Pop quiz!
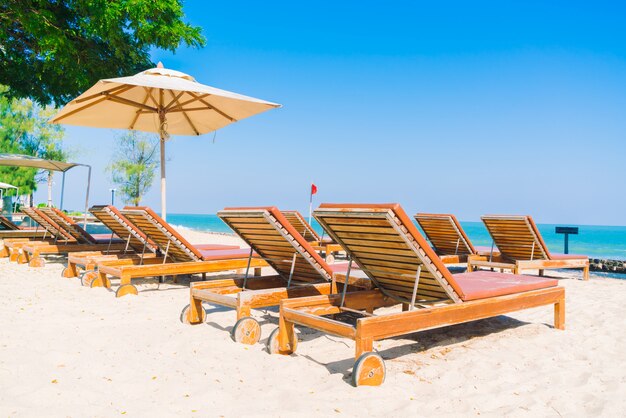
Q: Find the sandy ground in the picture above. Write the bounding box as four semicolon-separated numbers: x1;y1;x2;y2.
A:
1;230;625;417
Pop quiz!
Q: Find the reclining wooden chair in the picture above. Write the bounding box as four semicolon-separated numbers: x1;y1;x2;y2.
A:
181;206;366;345
17;207;127;267
62;205;161;280
5;207;81;263
272;204;565;386
468;215;589;280
68;205;239;284
414;213;500;264
280;210;343;262
91;206;266;297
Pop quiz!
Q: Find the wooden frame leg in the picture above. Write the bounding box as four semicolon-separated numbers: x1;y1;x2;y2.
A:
90;271;111;288
17;250;30;264
254;267;262;276
554;297;565;330
583;265;590;281
236;305;251;320
9;249;20;262
188;296;204;324
278;311;296;354
355;335;373;359
538;269;544;277
63;262;79;278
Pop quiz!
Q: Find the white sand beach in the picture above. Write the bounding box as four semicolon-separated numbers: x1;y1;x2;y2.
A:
1;229;625;417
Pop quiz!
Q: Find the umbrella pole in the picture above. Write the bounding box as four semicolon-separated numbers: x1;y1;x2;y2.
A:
60;171;66;210
84;165;91;228
159;112;167;221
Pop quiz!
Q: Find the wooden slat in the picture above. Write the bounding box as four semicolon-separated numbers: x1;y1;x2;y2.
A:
315;208;456;304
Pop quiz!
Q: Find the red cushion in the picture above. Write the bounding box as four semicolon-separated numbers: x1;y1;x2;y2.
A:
550;253;588;260
198;248;258;261
453;270;558;301
194;243;239;251
328;262;359;273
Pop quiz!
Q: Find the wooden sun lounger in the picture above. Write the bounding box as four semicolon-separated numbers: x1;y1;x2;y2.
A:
61;205;163;280
5;207;78;262
181;207;367;345
414;213;500;264
281;210;344;262
90;206;267;297
18;207;127;267
67;206;240;284
270;204;565;386
467;215;590;280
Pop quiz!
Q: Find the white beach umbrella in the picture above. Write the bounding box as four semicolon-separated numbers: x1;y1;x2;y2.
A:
51;63;281;219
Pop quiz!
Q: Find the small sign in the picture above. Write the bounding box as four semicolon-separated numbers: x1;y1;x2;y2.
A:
555;226;579;254
555;226;578;235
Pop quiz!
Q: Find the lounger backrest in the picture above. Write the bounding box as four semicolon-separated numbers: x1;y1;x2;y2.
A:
219;207;333;283
481;215;549;261
89;205;156;253
280;211;321;242
21;207;74;241
41;207;95;244
0;215;20;230
121;206;202;262
415;213;476;256
314;204;463;303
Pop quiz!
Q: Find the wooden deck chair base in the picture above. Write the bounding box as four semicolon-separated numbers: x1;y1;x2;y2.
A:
183;276;336;345
468;255;590;280
3;238;57;261
19;243;128;267
274;286;565;386
1;238;31;259
95;258;267;297
0;232;48;256
62;251;158;278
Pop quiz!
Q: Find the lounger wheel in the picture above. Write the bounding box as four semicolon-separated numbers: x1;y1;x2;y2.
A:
16;252;28;264
352;352;385;387
28;257;45;268
180;304;207;325
266;327;298;355
61;266;76;278
325;254;335;264
9;251;20;262
91;275;110;289
81;271;110;288
231;317;261;345
115;284;138;298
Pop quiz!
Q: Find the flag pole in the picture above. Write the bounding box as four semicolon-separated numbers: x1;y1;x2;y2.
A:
309;186;313;225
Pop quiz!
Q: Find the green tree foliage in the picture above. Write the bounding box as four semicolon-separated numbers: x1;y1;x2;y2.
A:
0;86;67;198
107;131;158;206
0;0;205;105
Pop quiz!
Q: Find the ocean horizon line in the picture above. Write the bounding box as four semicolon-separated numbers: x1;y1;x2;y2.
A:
162;212;626;229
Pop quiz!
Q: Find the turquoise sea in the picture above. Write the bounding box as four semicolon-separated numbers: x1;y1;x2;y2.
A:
160;214;626;261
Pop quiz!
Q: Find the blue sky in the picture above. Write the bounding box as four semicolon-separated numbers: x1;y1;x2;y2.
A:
39;1;626;225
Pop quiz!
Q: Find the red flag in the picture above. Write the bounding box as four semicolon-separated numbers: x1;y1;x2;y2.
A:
311;183;318;195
